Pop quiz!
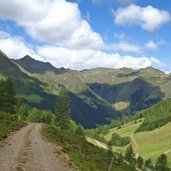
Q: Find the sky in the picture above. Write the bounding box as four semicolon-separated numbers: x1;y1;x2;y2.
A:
0;0;171;73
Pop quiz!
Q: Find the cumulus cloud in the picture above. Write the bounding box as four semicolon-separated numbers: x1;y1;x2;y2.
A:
0;32;161;70
0;0;104;49
0;31;42;60
37;45;160;70
114;4;171;32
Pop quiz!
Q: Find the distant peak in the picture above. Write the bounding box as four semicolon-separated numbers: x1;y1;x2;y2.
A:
144;66;156;70
22;55;36;61
143;66;163;72
23;55;31;58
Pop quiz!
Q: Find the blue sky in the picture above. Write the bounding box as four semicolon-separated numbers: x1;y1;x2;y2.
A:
0;0;170;72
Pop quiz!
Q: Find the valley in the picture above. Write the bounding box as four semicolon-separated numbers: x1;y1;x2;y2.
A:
86;99;171;168
1;50;171;170
0;0;171;170
88;120;171;167
1;51;170;128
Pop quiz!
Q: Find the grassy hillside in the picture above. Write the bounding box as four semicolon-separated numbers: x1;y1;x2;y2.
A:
17;69;121;128
1;51;171;128
42;125;131;171
134;122;171;167
0;51;57;112
136;98;171;132
105;119;143;141
103;119;171;167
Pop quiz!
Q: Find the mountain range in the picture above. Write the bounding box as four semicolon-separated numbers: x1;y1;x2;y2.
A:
1;50;171;128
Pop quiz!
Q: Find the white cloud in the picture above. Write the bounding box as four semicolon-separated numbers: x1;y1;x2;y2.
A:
0;31;42;60
106;42;141;53
92;0;134;5
0;31;161;70
0;31;162;70
114;4;171;32
37;45;159;70
0;0;104;49
145;40;166;51
145;41;158;51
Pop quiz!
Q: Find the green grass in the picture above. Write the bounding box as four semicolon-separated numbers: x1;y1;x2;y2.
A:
134;122;171;166
105;119;143;141
17;94;43;103
112;101;129;111
42;125;131;171
0;112;26;141
104;119;171;167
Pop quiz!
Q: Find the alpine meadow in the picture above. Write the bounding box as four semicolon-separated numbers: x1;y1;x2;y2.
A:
0;0;171;171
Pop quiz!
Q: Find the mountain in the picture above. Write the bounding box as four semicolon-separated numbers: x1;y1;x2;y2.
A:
89;78;163;114
13;55;68;74
1;50;171;128
136;98;171;132
0;51;57;111
0;50;28;78
0;52;120;128
102;100;171;168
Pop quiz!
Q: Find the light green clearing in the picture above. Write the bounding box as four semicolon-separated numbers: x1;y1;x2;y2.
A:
134;122;171;166
105;119;143;141
104;120;171;167
17;94;43;103
112;101;130;111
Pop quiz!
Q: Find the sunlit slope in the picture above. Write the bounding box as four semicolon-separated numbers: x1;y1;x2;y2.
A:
105;120;171;167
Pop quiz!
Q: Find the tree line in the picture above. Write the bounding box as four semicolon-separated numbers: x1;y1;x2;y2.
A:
123;145;170;171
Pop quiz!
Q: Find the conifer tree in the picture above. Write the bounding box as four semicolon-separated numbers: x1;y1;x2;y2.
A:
125;145;135;164
137;156;144;169
55;90;71;130
155;154;170;171
0;78;16;113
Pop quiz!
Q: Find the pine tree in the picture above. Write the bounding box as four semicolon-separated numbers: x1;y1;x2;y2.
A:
17;103;29;120
155;154;170;171
137;156;144;169
28;108;40;122
125;145;135;164
0;78;16;113
145;159;153;169
75;124;85;137
55;90;71;130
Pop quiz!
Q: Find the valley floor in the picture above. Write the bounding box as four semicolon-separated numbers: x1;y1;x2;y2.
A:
0;123;75;171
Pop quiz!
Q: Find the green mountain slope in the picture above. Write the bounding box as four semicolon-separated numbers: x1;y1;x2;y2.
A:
1;50;171;128
0;51;120;128
89;78;164;114
103;119;171;168
0;51;57;111
136;98;171;132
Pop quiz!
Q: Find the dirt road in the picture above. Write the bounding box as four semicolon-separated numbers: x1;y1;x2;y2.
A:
0;123;75;171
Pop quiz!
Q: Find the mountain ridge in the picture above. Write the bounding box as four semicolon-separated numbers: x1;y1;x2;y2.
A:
13;55;68;74
1;50;171;128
